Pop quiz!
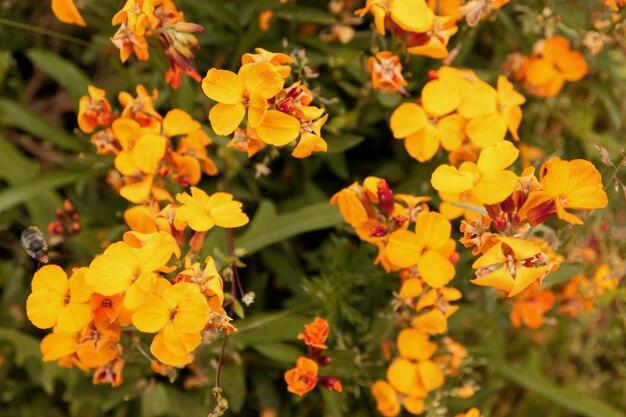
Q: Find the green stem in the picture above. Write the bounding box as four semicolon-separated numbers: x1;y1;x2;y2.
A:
450;201;488;215
0;18;96;48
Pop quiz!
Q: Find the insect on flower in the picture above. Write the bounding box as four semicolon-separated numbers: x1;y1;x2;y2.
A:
21;226;49;265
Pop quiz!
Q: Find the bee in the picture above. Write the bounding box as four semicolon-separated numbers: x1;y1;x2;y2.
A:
21;226;49;265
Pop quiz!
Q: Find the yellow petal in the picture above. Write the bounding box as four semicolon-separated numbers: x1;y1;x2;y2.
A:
422;79;461;117
390;103;426;139
430;164;475;194
162;324;201;356
397;329;437;361
202;69;244;104
133;134;166;174
26;291;63;329
473;170;518;205
414;212;451;250
470;266;514;293
124;272;157;310
85;242;136;295
209;103;246;136
31;264;68;294
387;358;426;397
386;230;422;268
497;75;526;107
238;62;284;99
402;397;425;415
466;113;507;148
437;113;466;151
497;236;541;260
371;380;401;417
417;250;455;288
476;140;519;174
404;124;440;162
150;332;193;366
163;109;201;137
256;110;301;146
458;81;497;118
417;360;444;392
132;294;170;332
56;303;91;333
292;131;327;158
247;93;268;128
41;333;77;362
508;265;550;297
51;0;86;26
119;175;153;204
390;0;434;33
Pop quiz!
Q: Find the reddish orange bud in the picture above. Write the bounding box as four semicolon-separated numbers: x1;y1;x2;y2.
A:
370;224;388;237
320;375;343;393
377;180;394;215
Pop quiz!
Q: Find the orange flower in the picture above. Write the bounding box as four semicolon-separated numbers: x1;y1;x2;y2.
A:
26;266;92;333
471;237;559;297
241;48;293;79
371;380;401;416
285;356;319;396
510;284;555;329
202;62;284;136
520;158;608;225
369;51;408;93
227;128;265;157
455;407;481;417
51;0;86;26
175;187;249;232
92;358;125;387
297;317;330;349
78;86;114;134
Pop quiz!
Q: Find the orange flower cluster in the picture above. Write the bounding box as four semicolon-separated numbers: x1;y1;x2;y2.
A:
202;49;329;159
371;276;475;416
77;85;218;206
430;141;608;296
390;67;525;162
505;35;588;98
356;0;458;59
25;187;248;385
285;317;343;396
111;0;203;88
429;0;511;27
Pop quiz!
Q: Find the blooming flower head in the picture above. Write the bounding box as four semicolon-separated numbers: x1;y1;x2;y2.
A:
241;48;294;79
371;380;402;416
202;62;284;136
471;236;559;297
297;317;330;349
509;283;555;329
431;140;520;205
355;0;435;36
26;265;92;333
519;157;608;225
174;187;249;232
284;356;319;396
405;15;459;59
85;232;180;309
78;86;115;134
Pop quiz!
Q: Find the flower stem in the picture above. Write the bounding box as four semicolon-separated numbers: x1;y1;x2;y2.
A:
0;18;97;48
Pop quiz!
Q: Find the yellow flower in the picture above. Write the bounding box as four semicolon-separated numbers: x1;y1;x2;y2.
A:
202;62;284;136
459;76;525;147
431;140;519;205
406;16;458;59
111;0;157;37
26;266;92;332
179;256;224;311
51;0;86;26
519;157;608;225
241;48;293;79
386;211;456;288
396;329;437;361
175;187;249;232
371;380;401;417
471;236;558;297
85;233;180;309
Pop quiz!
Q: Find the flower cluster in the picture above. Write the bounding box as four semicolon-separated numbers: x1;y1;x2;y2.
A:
202;49;329;159
284;317;343;396
77;85;218;206
111;0;203;88
505;35;588;98
356;0;458;59
371;275;476;416
431;141;608;296
369;51;408;94
390;67;525;162
48;199;81;238
25;185;248;385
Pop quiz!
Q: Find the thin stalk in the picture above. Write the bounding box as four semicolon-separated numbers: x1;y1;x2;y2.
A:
0;18;97;48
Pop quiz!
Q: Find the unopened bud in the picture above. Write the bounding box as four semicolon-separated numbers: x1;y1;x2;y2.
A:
493;214;507;232
370;224;388;237
317;355;333;367
71;222;81;234
392;215;408;228
377;180;394;215
500;196;515;213
319;375;343;393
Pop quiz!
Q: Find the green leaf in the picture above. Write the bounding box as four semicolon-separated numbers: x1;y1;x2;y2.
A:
253;343;301;364
221;362;246;413
275;6;337;25
587;82;623;130
0;327;41;365
324;133;365;154
543;263;584;286
141;383;170;417
237;200;343;254
26;49;91;103
231;309;311;346
0;166;107;215
493;359;626;417
0;99;85;151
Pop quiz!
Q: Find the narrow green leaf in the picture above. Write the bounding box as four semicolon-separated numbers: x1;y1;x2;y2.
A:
26;49;91;103
221;362;246;413
587;82;623;129
0;98;85;151
324;133;365;154
231;310;310;346
0;328;41;365
0;166;106;215
237;200;343;254
493;359;626;417
275;6;337;25
253;343;301;364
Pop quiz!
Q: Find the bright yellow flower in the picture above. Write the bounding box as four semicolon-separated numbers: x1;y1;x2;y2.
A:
397;328;437;361
386;211;456;288
371;380;401;417
51;0;86;26
519;157;608;225
40;331;80;363
202;62;284;136
241;48;293;79
113;119;166;177
387;358;427;398
111;0;157;37
355;0;435;36
175;187;249;232
459;76;525;147
471;236;558;297
26;266;92;332
291;114;329;158
78;86;113;134
85;233;179;309
431;140;519;205
76;320;121;368
179;256;224;311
